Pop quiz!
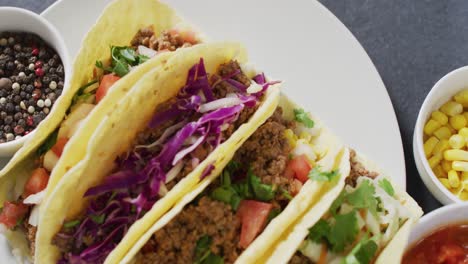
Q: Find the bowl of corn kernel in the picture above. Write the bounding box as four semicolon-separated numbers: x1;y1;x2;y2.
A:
414;66;468;204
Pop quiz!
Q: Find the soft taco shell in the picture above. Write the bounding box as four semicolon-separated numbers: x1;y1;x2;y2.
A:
261;149;423;264
36;42;281;264
119;94;347;264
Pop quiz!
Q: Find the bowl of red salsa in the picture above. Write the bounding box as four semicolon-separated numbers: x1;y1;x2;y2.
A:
403;203;468;264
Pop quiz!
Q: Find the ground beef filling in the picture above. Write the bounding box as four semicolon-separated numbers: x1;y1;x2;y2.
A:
131;26;193;51
289;252;314;264
138;109;296;263
235;108;297;204
290;149;380;263
346;149;379;187
138;197;241;264
22;217;37;257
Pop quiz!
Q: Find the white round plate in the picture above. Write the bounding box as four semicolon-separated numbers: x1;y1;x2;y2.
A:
0;0;405;261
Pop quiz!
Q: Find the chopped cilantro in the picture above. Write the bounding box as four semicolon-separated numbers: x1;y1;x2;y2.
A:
293;108;314;128
308;166;339;182
280;188;293;201
64;219;81;229
211;166;275;210
71;80;99;107
194;235;224;264
37;129;59;156
248;170;275;201
342;236;378;264
329;211;359;252
90;214;105;224
307;219;331;243
97;46;149;77
211;186;239;208
329;191;346;216
378;178;395;197
307;211;359;253
346;180;378;216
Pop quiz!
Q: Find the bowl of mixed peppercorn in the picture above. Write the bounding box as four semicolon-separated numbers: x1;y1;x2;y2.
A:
0;7;70;156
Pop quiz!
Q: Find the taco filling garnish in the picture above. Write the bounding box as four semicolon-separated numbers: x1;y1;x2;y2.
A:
130;105;337;264
0;26;198;254
290;150;412;264
51;58;278;263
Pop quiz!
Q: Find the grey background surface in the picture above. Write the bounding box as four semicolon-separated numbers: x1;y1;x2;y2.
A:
1;0;463;213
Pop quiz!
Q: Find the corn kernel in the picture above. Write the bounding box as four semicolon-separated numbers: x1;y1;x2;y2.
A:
424;119;441;136
444;149;468;161
433;139;450;155
449;134;466;149
462;171;468;182
451;185;463;196
434;126;452;140
284;129;297;148
424;136;439;157
464;112;468;123
428;153;443;168
433;165;446;178
440;101;463;116
459;127;468;138
445;124;457;134
454;89;468;107
459;191;468;201
448;170;461;188
442;160;452;173
439;177;451;189
452;161;468;172
450;115;467;130
299;131;312;142
431;111;448;125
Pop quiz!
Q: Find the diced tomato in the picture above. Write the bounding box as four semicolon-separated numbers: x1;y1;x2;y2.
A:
23;168;49;198
0;202;28;229
285;154;312;183
95;74;120;103
237;200;272;248
51;137;68;157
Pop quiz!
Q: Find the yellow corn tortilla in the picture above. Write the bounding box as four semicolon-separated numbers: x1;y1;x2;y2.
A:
0;0;202;259
261;149;423;264
119;94;347;264
36;42;282;264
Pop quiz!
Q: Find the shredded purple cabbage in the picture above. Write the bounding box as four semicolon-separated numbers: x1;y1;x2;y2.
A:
56;58;275;263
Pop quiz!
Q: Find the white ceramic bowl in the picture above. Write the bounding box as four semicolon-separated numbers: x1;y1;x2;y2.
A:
0;7;71;156
413;66;468;204
406;203;468;252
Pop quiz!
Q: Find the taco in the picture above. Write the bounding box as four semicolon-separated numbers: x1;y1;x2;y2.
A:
263;149;423;264
34;42;283;263
112;94;347;264
0;0;202;261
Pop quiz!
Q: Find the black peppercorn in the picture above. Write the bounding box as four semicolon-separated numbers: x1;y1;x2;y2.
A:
26;84;33;93
4;115;12;125
14;112;22;121
28;56;36;64
17;119;25;127
56;65;64;76
5;102;14;113
6;61;14;71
